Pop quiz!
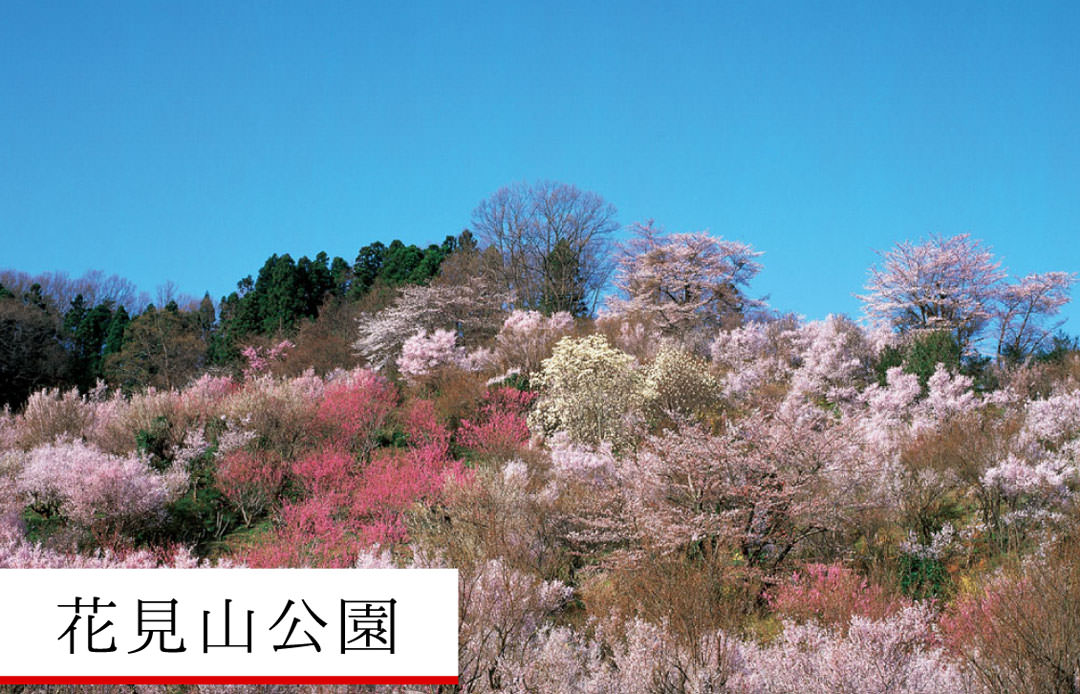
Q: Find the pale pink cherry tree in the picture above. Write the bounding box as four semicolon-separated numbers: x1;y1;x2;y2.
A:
16;440;187;540
621;414;832;572
353;283;508;370
784;315;874;409
994;271;1076;361
607;221;764;337
710;318;800;402
736;604;972;693
396;328;467;380
457;557;573;693
491;309;575;375
860;234;1007;352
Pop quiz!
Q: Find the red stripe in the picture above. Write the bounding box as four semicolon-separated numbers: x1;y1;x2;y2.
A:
0;677;458;685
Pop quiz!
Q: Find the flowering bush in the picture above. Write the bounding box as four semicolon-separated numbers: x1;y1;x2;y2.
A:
492;309;575;375
768;562;906;629
12;387;93;449
215;449;285;527
397;328;466;379
17;440;187;539
313;370;397;456
457;387;536;460
528;335;643;449
641;344;719;421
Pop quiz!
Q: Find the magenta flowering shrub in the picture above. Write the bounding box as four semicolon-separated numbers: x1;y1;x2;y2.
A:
215;449;285;527
314;370;397;456
244;447;466;567
240;339;294;379
403;398;452;451
767;562;906;629
457;387;536;460
243;390;467;567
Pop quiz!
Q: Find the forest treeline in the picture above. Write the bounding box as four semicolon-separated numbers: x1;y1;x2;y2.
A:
4;180;1075;411
0;232;473;407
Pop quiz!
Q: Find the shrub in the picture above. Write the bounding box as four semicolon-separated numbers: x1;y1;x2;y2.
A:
314;371;397;457
17;440;187;541
457;388;537;461
529;335;643;449
14;387;93;449
215;449;285;527
767;562;906;630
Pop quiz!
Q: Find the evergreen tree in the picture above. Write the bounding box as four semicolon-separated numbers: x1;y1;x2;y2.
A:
540;239;589;316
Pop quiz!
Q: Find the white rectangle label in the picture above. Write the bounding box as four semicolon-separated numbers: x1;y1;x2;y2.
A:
0;569;458;684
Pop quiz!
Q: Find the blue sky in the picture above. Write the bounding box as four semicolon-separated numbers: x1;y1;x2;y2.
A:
2;1;1079;330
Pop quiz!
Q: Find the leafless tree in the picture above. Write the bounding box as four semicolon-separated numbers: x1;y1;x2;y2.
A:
471;181;619;315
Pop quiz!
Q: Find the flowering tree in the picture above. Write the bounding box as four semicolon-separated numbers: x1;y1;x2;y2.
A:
607;221;764;336
739;604;969;693
785;314;874;408
861;234;1007;351
17;440;187;539
458;558;573;692
492;309;575;375
710;318;800;401
353;283;508;370
528;335;643;449
994;271;1075;361
641;345;720;422
396;328;467;380
621;416;833;572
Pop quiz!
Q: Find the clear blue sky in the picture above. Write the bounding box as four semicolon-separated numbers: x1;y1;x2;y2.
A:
3;1;1079;330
